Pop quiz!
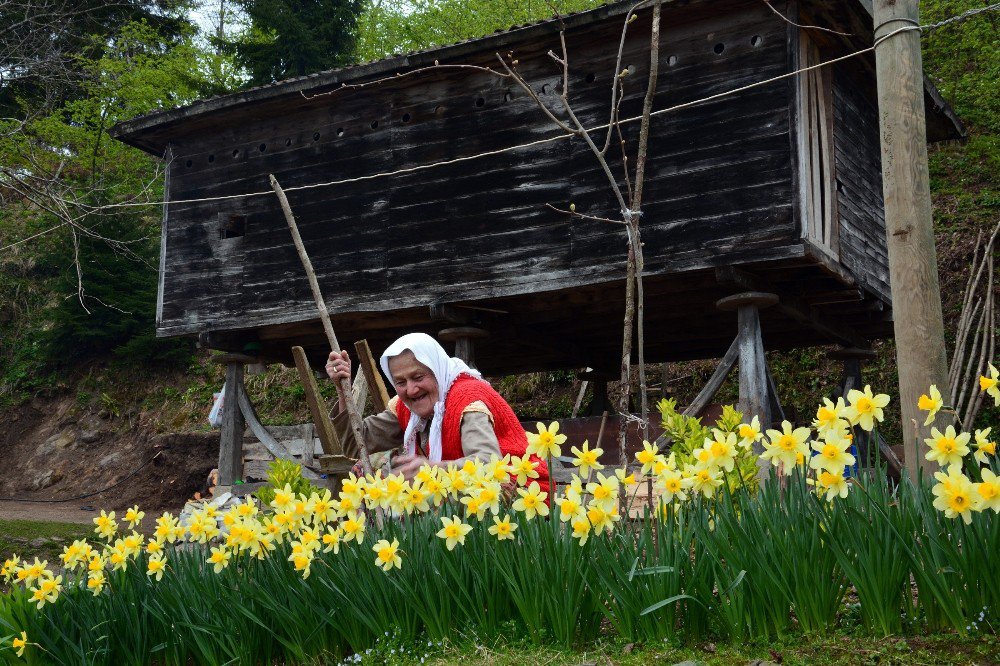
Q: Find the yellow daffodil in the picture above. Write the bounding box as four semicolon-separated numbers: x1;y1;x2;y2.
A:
527;421;566;459
512;481;549;520
635;440;660;475
570;440;604;479
436;515;473;550
809;469;850;501
932;466;979;523
812;398;848;436
1;555;19;582
571;517;592;545
809;435;856;474
289;550;314;579
555;490;586;523
980;362;1000;406
509;455;539;486
12;631;26;657
208;546;231;573
16;558;47;587
762;421;811;472
372;538;402;572
924;425;971;469
843;386;890;432
917;385;944;426
488;515;517;541
586;472;620;511
87;570;105;595
31;574;62;609
973;427;996;465
461;494;487;521
615;468;637;487
737;415;763;449
655;467;691;503
124;505;145;529
146;553;167;581
321;527;342;555
585;502;619;534
976;469;1000;513
93;509;118;540
270;483;295;512
689;466;724;498
341;512;366;544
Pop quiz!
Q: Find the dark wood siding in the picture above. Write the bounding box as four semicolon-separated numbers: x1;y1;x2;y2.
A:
158;0;797;338
832;65;890;304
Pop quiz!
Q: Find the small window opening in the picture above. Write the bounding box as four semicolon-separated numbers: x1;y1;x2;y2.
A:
313;132;321;141
185;159;193;168
401;112;412;123
714;43;725;55
258;143;267;152
208;154;215;163
475;97;486;107
336;127;345;137
285;138;292;147
232;149;240;158
219;214;246;240
667;55;678;66
503;91;513;103
370;120;379;129
585;72;596;83
751;35;763;47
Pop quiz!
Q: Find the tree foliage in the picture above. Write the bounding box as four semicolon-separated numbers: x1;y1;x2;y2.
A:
216;0;364;86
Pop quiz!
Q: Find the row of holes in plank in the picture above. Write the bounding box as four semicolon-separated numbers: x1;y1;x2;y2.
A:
181;35;765;169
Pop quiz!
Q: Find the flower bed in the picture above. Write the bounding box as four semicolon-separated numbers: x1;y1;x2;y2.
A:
1;374;998;664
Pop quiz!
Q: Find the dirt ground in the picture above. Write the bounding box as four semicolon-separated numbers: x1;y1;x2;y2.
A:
0;396;219;522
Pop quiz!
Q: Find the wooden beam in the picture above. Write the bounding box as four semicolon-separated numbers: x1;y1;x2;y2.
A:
291;345;343;457
355;339;390;413
217;362;245;487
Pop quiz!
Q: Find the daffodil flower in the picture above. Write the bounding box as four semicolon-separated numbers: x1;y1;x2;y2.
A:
976;469;1000;513
12;631;27;657
146;554;167;581
555;490;586;523
436;515;473;550
513;481;549;520
917;384;944;426
762;421;811;472
655;468;691;503
737;415;764;449
635;440;660;475
973;427;996;465
570;440;604;479
843;385;890;432
980;362;1000;406
372;538;402;572
808;469;850;501
526;421;566;459
809;435;856;475
924;425;971;469
124;505;145;529
208;546;231;573
812;398;847;436
488;515;517;540
932;466;979;524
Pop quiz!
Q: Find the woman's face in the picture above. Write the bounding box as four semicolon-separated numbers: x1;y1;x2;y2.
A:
388;350;440;419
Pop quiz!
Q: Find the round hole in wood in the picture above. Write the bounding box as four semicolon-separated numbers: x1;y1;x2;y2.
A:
401;112;412;123
503;91;513;102
751;35;762;47
434;105;446;116
259;143;266;152
667;54;678;66
370;119;379;129
313;132;321;141
284;138;292;146
585;72;596;83
208;154;215;163
336;127;344;137
232;149;239;158
475;97;485;107
541;83;550;94
185;159;192;167
714;43;725;55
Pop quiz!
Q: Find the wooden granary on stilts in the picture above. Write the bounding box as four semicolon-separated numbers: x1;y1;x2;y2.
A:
112;0;963;484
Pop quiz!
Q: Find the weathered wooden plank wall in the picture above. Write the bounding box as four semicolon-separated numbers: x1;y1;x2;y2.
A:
832;65;890;303
158;0;799;341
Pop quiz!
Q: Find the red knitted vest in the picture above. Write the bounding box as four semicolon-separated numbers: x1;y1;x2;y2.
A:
394;374;549;494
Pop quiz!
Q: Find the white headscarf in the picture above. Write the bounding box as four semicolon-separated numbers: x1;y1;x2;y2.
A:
379;332;482;463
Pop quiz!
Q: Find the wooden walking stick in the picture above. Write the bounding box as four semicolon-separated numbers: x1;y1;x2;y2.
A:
269;174;376;477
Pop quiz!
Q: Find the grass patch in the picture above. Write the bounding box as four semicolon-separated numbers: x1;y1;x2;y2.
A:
0;519;92;574
325;631;1000;666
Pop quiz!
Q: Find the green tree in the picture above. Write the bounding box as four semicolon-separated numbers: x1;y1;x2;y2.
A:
217;0;364;85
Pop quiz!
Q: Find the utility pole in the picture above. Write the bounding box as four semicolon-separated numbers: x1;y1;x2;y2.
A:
873;0;949;479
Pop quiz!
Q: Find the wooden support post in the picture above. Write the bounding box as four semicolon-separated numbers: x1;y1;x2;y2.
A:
291;346;342;456
438;326;488;368
355;339;390;413
218;361;245;488
717;292;778;462
873;0;950;479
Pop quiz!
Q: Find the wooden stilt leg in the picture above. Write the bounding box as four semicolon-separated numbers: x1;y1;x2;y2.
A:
218;361;246;489
438;326;488;368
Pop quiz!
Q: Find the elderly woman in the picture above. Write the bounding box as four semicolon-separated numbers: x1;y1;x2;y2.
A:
327;333;549;491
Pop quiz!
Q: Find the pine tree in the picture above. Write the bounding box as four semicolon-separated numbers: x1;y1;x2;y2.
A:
220;0;364;86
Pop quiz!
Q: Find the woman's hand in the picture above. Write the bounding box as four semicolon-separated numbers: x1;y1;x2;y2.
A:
391;453;429;481
326;350;351;382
